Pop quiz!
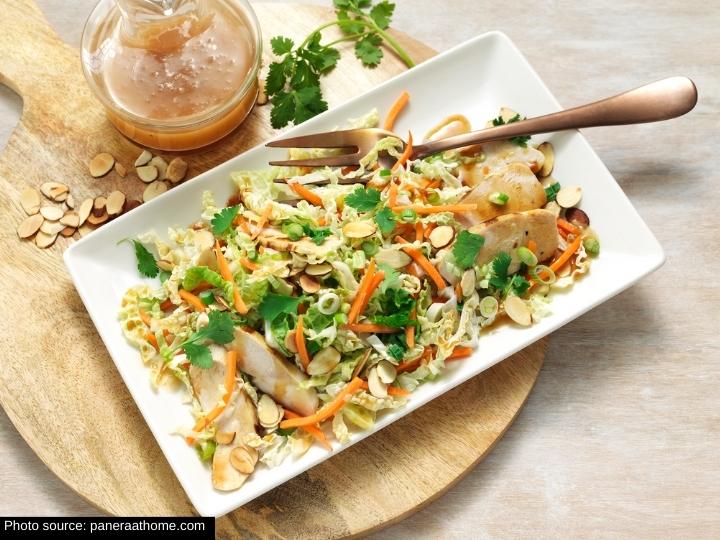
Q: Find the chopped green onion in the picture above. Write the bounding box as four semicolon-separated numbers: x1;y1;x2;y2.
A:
399;208;417;223
334;312;348;324
584;237;600;256
488;192;509;205
246;249;258;261
544;182;561;202
196;440;216;462
379;168;391;177
361;241;379;256
159;270;171;283
199;290;215;306
340;302;351;314
284;222;304;241
426;192;441;205
530;264;556;285
479;296;499;319
517;246;538;267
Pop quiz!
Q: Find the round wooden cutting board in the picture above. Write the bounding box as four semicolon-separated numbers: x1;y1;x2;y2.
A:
0;0;545;536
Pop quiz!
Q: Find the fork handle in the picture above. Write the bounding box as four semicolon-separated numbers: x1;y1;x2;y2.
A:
411;77;697;159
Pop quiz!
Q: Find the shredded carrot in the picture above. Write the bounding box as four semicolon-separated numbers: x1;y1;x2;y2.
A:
289;180;323;206
317;216;327;226
359;380;411;397
343;323;401;334
425;179;441;191
239;257;259;271
278;377;364;429
383;90;410;131
397;348;430;373
424;223;437;240
527;239;538;254
348;259;377;324
179;289;206;312
415;222;423;242
191;283;214;294
391;131;414;171
395;236;447;290
405;308;416;349
387;182;398;208
138;308;152;327
295;315;310;370
447;346;473;361
214;240;248;315
147;332;158;350
283;410;332;451
550;235;582;273
187;350;237;444
455;282;462;299
252;203;273;239
557;218;580;236
391;203;477;215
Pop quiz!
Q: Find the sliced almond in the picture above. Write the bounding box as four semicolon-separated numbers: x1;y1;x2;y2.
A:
60;226;76;237
256;79;268;105
307;347;341;376
193;229;215;252
375;247;411;269
368;366;388;398
143;181;167;202
351;349;371;380
460;269;476;297
17;214;44;238
20;187;41;215
376;360;397;384
87;211;109;225
134;149;152;167
149;156;168;180
137;165;158;183
229;446;257;474
40;220;65;235
343;221;377;238
89;152;115;177
257;394;281;428
537;142;555;177
305;263;332;276
78;198;93;226
429;225;455;249
78;223;94;237
93;196;107;215
215;431;235;445
156;259;174;272
35;230;57;248
284;330;298;353
123;199;141;213
40;205;64;221
166;158;188;184
556;186;582;209
114;161;127;177
40;181;70;202
59;211;79;227
106;190;126;216
504;295;532;326
65;194;75;209
298;274;321;294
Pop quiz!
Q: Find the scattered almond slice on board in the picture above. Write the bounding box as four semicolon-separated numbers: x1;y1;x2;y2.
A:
20;187;41;215
89;153;115;178
40;220;65;236
114;162;127;177
143;181;167;202
17;214;44;239
134;149;152;167
40;182;70;201
137;165;158;183
40;205;64;221
60;211;80;228
78;198;93;226
35;230;58;248
166;158;188;184
106;191;126;216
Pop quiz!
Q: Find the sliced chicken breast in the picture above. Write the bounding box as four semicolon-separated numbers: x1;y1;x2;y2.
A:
468;209;559;271
457;162;547;227
232;328;319;416
459;141;545;187
212;390;259;491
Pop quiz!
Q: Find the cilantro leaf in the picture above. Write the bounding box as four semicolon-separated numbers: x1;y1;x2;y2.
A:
132;240;159;278
488;252;512;291
345;186;381;212
374;206;396;234
294;85;329;124
306;226;331;245
270;35;294;55
183;342;214;368
544;182;561;202
191;310;236;345
371;288;415;328
452;230;485;270
377;262;400;292
509;275;531;297
355;34;383;67
491;113;531;146
258;293;302;322
265;61;287;96
211;205;239;236
336;9;365;33
369;1;395;29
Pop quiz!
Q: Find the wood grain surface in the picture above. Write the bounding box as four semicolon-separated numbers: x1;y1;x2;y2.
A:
2;1;719;538
0;0;546;537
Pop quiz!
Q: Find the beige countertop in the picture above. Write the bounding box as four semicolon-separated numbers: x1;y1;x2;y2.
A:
1;0;718;537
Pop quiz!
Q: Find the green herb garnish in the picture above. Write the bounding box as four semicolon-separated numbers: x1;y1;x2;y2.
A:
131;240;159;278
178;311;235;368
258;293;302;322
374;206;396;234
452;230;485;270
345;186;381;212
211;205;239;236
544;182;561;202
492;113;531;147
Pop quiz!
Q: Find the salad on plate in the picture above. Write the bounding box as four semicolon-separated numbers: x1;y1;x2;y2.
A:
119;94;599;491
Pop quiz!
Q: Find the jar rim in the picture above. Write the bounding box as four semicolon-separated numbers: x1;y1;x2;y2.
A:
80;0;263;132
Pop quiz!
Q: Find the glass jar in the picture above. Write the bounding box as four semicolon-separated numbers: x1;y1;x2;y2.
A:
81;0;262;151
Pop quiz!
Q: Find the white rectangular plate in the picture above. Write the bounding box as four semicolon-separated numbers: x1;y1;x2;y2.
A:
64;31;664;517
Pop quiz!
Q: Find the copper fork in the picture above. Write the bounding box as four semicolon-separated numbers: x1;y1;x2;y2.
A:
267;76;697;181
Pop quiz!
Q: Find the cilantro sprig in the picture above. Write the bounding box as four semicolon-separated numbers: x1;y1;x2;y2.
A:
266;1;414;128
452;230;485;270
126;239;159;278
211;205;239;236
492;113;531;147
488;252;530;298
345;186;381;211
176;311;236;368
